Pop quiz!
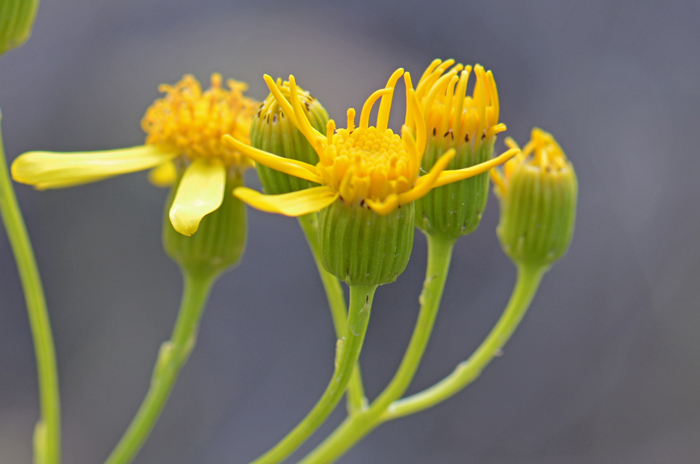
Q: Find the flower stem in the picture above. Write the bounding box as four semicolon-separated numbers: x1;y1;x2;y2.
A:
0;111;61;464
104;270;215;464
251;284;376;464
299;232;456;464
297;213;367;413
384;262;545;419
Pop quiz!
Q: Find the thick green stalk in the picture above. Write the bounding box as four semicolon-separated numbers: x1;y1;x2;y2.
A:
0;112;61;464
104;271;214;464
251;284;376;464
384;262;545;419
297;213;367;413
299;233;455;464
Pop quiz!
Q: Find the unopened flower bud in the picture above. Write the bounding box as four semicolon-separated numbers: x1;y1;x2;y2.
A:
492;128;577;268
249;79;328;195
0;0;40;55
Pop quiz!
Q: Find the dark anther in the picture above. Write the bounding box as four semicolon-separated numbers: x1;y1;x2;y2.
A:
432;127;437;136
273;114;277;123
464;133;470;142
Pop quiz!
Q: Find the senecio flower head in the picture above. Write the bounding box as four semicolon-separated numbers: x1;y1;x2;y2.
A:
492;128;578;268
225;68;517;217
12;74;259;236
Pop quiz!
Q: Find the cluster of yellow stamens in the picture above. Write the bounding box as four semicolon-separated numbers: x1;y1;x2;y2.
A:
491;128;571;195
415;59;505;148
257;78;323;121
142;73;259;168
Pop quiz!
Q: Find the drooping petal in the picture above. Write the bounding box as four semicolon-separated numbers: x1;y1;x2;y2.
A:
222;134;323;184
169;160;226;236
234;185;338;217
432;147;519;188
148;161;177;187
11;145;177;189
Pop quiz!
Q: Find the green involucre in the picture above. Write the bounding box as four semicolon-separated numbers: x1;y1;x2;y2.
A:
415;135;495;239
163;169;246;277
319;201;414;287
0;0;40;55
497;163;577;267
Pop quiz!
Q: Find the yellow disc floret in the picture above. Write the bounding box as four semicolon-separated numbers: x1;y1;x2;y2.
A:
320;125;414;207
142;74;259;169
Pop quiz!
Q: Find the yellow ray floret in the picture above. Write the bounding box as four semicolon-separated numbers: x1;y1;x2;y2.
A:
225;69;518;217
491;128;571;196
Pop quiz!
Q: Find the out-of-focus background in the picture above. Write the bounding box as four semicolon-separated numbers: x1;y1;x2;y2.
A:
1;1;699;463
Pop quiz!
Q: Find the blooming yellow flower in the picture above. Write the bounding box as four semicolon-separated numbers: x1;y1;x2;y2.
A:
225;68;518;217
12;74;258;236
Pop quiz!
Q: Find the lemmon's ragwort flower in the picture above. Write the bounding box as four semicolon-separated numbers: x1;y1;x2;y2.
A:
492;128;577;268
12;74;259;236
226;69;518;218
414;59;506;238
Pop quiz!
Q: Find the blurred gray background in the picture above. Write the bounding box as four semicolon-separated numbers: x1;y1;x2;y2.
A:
1;0;699;463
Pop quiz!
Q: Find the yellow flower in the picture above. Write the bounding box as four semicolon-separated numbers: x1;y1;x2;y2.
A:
226;68;518;217
12;74;259;236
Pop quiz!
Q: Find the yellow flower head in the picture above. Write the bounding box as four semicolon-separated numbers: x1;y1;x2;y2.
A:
414;59;505;146
12;74;259;236
491;127;572;196
143;74;257;170
226;68;518;217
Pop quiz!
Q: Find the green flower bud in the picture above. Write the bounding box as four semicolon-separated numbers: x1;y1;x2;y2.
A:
163;166;246;277
318;201;415;287
0;0;40;55
249;79;328;195
492;128;577;268
414;63;507;239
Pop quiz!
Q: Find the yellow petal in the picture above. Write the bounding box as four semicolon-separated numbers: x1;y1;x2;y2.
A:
169;160;226;236
222;134;322;184
148;161;177;187
433;147;519;188
233;185;338;217
398;149;456;205
365;194;400;215
12;145;177;189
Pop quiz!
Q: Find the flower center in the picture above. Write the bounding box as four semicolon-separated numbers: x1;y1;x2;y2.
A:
142;74;259;169
318;126;414;206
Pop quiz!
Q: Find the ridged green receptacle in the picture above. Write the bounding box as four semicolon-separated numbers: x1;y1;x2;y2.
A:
319;201;415;287
163;171;246;277
0;0;40;55
415;136;495;239
249;87;328;195
497;163;577;267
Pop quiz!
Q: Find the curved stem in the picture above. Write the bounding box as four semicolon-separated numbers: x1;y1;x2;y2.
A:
251;284;376;464
299;232;455;464
385;262;545;419
297;213;366;413
0;112;61;464
104;271;214;464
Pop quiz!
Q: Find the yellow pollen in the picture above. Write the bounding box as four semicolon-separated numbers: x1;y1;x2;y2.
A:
318;126;414;206
142;73;259;168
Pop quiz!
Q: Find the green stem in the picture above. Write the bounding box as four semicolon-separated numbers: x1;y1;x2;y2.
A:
299;232;456;464
384;262;545;419
251;284;376;464
297;213;367;413
0;111;61;464
104;271;215;464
